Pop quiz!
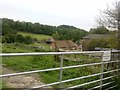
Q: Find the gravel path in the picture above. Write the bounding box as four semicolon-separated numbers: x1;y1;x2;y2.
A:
2;66;48;89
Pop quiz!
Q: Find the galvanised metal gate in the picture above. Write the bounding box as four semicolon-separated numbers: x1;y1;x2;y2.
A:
0;51;120;90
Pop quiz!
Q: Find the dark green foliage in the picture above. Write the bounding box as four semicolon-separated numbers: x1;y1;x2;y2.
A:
2;18;88;42
52;27;88;41
89;26;109;34
16;34;24;43
2;23;16;36
5;34;16;43
117;74;120;89
82;32;119;50
3;33;33;45
2;36;6;43
2;18;36;44
57;25;78;29
24;36;32;44
32;37;37;42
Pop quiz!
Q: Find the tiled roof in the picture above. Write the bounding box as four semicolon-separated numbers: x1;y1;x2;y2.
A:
54;40;76;49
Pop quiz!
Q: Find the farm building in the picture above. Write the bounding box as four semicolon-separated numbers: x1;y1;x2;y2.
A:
82;34;113;40
46;37;54;44
50;40;77;51
81;34;115;51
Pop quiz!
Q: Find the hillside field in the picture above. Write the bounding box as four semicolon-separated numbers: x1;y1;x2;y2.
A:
18;32;52;41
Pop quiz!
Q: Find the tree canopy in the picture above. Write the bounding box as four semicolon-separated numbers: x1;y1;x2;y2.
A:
2;18;88;42
96;1;120;30
89;26;109;34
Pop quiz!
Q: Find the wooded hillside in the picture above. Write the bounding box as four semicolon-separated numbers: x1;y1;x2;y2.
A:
2;18;88;42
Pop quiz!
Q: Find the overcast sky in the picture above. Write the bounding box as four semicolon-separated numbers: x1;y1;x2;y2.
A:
0;0;118;31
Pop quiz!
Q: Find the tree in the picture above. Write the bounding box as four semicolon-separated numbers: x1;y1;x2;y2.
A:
2;37;6;43
2;18;88;42
89;26;109;34
107;36;119;49
82;38;115;51
24;36;32;45
5;34;16;43
97;1;120;30
16;34;24;43
2;23;16;36
96;1;120;50
52;31;60;40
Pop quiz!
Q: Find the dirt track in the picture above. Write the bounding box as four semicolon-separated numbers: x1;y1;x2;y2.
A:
2;66;46;89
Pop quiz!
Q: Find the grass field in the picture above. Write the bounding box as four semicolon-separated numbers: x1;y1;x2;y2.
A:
18;32;51;41
2;40;52;53
2;43;34;53
2;44;104;88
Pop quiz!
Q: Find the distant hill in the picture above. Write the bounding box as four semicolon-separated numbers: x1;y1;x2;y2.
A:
2;18;88;42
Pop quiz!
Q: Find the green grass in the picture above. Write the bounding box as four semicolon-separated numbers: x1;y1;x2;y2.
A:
2;43;106;89
0;79;2;90
2;42;52;53
18;31;51;41
1;81;8;89
2;43;34;53
2;54;102;88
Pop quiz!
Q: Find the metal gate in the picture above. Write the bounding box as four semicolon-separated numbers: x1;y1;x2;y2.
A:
0;51;120;90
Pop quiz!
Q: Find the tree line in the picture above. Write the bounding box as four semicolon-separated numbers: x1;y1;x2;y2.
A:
2;18;88;43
